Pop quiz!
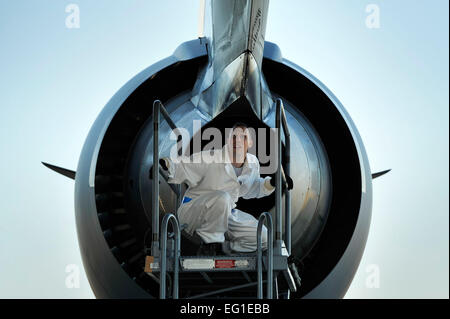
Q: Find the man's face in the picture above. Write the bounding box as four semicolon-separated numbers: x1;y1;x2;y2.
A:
230;126;252;155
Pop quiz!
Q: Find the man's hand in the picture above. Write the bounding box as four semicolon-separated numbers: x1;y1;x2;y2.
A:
269;173;294;190
149;158;169;179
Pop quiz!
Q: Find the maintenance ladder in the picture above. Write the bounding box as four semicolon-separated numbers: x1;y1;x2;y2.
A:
145;99;297;299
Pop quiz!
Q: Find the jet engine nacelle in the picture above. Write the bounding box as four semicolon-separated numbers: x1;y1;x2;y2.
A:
74;39;372;298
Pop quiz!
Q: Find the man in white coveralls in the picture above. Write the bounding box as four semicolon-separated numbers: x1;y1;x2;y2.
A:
157;122;293;255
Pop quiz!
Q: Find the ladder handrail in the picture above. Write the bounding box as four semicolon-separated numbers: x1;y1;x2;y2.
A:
160;213;181;299
257;212;273;299
153;100;183;299
275;98;292;255
151;100;160;257
152;100;183;258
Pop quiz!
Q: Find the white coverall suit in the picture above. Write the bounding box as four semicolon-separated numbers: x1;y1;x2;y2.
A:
164;144;275;252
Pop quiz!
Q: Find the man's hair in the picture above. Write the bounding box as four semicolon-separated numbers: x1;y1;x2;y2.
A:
229;121;253;145
232;121;249;130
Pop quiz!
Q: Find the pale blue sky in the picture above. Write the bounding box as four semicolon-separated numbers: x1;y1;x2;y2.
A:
0;1;448;298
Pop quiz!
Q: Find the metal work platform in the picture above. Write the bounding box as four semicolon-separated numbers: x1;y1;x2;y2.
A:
144;99;299;299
